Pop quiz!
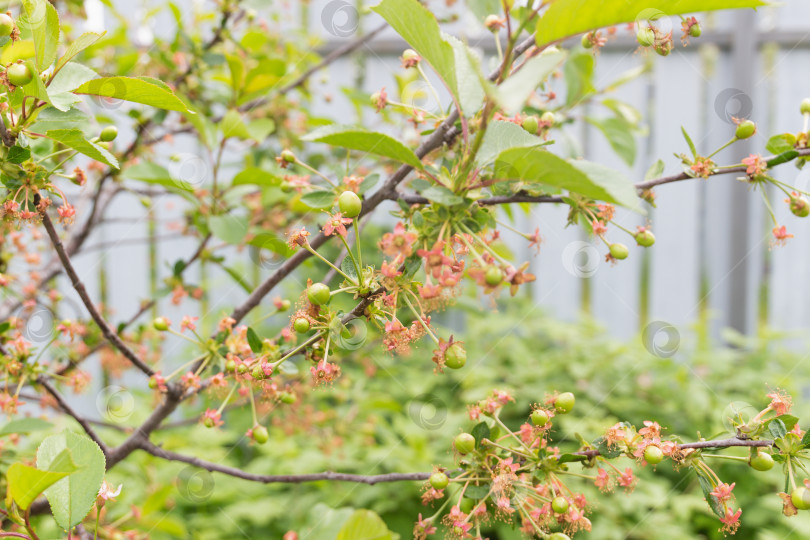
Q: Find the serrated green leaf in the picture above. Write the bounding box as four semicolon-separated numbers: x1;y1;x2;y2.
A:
0;417;52;436
53;32;106;75
6;146;31;164
471;421;490;449
123;162;193;192
48;62;98;95
564;49;594;107
587;116;636;166
231;167;282;187
7;450;76;511
535;0;767;48
336;509;392;540
208;214;248;245
421;185;464;206
476;120;549;168
766;133;796;155
21;0;60;71
46;129;119;169
302;124;423;170
246;327;263;354
301;191;337;210
73;76;190;113
37;431;105;529
766;418;787;440
484;48;566;115
464;483;491;500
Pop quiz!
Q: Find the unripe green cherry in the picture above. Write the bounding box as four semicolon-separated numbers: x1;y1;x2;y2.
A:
637;27;655;47
225;359;237;372
252;425;269;444
444;342;466;369
99;126;118;142
643;444;664;465
555;392;575;413
148;378;158;389
790;196;810;218
203;416;216;428
522;115;539;134
484;265;503;286
635;229;656;247
735;120;756;140
749;452;774;471
459;497;475;514
280;392;297;404
251;365;265;380
6;63;33;87
609;243;629;260
689;22;702;38
801;98;810;115
277;299;291;311
654;41;672;57
338;190;362;218
236;363;249;375
551;496;569;514
540;111;556;127
548;534;572;540
307;283;331;305
293;317;311;333
581;34;593;48
0;14;14;37
429;472;449;490
792;487;810;510
153;317;170;331
531;409;549;426
280;149;296;163
454;432;476;454
402;48;420;63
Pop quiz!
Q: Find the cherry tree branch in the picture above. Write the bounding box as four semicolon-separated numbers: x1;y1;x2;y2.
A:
138;440;430;484
574;437;773;458
39;210;154;377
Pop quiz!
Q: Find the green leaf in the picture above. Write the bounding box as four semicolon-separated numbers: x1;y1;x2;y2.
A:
695;469;726;518
48;62;98;95
231;167;282;187
644;159;665;181
494;147;642;211
300;191;337;210
220;110;252;140
208;215;248;245
476;120;549;168
123;162;193;192
21;0;60;71
6;145;31;164
767;150;799;168
336;509;392;540
372;0;484;115
564;50;594;107
341;255;358;280
46;129;119;169
421;185;464;206
464;483;491;500
471;421;490;449
587;116;636;166
246;327;263;354
592;436;623;459
0;417;52;436
766;418;787;440
72;76;191;113
800;429;810;449
219;264;253;293
485;48;566;115
37;431;105;529
766;133;796;155
681;126;697;158
535;0;767;48
53;32;106;74
557;453;588;464
7;451;75;511
29;107;91;134
302;124;423;170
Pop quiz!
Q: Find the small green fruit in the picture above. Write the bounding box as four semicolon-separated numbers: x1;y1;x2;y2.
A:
6;63;33;87
790;196;810;218
153;317;170;331
99;126;118;142
484;266;503;286
429;472;449;490
521;116;539;134
281;149;296;163
338;190;362;218
402;48;420;63
280;392;297;404
735;120;756;140
654;40;672;57
203;416;216;428
581;34;593;48
749;452;774;471
444;342;466;369
637;27;655;47
0;14;14;37
540;111;556;127
531;409;549;426
459;497;475;514
801;98;810;115
293;317;311;333
277;299;291;311
635;229;656;247
792;487;810;510
548;534;572;540
307;283;331;305
454;432;476;454
551;496;569;514
252;425;269;444
225;359;236;372
689;22;702;38
609;243;629;260
555;392;575;413
643;445;664;465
